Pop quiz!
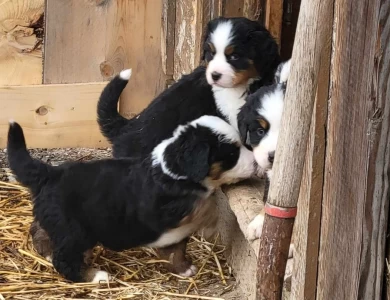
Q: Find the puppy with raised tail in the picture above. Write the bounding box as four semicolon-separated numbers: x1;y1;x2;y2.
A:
97;17;280;160
7;116;260;283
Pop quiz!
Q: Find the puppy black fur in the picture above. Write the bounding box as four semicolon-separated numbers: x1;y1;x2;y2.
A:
98;17;280;159
7;117;252;282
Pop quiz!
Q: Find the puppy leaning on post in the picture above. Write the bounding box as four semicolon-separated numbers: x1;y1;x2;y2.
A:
237;60;293;247
7;116;261;283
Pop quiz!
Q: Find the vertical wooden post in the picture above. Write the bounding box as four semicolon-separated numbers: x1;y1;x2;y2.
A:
316;0;390;298
290;0;333;298
255;0;333;298
264;0;283;45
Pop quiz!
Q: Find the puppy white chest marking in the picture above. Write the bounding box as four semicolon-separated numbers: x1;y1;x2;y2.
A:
213;85;247;130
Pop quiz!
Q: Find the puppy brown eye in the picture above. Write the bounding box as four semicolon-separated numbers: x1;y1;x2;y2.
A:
257;128;265;137
229;54;239;61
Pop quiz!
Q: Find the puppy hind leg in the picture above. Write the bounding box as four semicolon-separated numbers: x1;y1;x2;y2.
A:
29;219;53;262
156;238;197;277
52;247;85;282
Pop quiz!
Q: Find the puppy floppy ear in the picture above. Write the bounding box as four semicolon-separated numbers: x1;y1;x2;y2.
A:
165;130;211;182
247;29;281;83
178;142;210;182
237;109;251;150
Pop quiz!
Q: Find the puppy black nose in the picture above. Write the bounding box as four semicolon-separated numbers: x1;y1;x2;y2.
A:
211;72;222;81
268;151;275;163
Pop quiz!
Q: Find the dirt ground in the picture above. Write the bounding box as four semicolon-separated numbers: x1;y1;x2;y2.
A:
0;147;243;300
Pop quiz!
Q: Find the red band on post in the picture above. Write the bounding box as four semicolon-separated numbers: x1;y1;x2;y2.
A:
265;203;297;219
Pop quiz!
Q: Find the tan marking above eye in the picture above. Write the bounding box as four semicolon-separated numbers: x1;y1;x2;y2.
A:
258;119;269;129
208;42;216;53
224;45;234;56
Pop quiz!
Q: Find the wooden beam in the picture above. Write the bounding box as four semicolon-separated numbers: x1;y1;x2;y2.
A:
174;0;210;81
0;0;44;85
162;0;176;83
291;22;332;298
264;0;283;45
255;0;334;297
44;0;166;119
317;0;390;298
0;83;109;148
43;0;109;84
105;0;166;118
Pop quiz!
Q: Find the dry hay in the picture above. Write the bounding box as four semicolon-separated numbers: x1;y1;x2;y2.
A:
0;171;235;300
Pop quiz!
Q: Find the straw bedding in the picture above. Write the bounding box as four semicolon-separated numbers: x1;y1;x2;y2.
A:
0;149;237;300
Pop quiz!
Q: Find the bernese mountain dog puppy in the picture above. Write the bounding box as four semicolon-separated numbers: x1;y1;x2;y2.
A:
7;116;260;283
97;17;280;159
237;59;291;241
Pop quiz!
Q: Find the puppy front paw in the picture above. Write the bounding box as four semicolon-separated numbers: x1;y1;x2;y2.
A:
247;213;265;241
179;265;198;277
83;268;112;283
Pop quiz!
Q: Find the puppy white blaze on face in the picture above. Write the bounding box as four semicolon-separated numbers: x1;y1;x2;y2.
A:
206;21;236;88
253;87;284;172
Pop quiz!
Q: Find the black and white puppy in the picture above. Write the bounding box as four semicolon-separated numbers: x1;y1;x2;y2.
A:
98;17;280;159
237;59;291;240
7;116;259;283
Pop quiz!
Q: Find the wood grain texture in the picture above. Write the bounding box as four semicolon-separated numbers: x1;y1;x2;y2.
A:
291;22;332;298
256;0;334;297
162;0;176;79
257;215;294;299
43;0;109;84
105;0;166;117
267;0;332;212
174;0;210;80
223;0;245;17
264;0;283;45
0;83;108;148
316;0;388;298
0;0;44;85
243;0;262;20
44;0;166;118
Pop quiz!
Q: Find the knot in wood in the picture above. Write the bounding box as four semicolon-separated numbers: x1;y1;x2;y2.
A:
36;106;48;116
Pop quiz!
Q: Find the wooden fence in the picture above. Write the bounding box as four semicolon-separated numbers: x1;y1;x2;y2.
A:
0;0;296;148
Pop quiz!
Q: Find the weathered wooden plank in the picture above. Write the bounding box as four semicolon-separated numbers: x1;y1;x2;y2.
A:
43;0;109;84
243;0;263;20
174;0;210;80
0;83;108;148
264;0;283;45
223;0;245;17
256;0;334;296
291;18;332;298
210;0;224;19
162;0;176;80
44;0;166;119
316;0;387;298
104;0;166;118
0;0;44;85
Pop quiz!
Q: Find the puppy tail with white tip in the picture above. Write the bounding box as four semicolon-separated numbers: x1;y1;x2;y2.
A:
7;121;52;194
97;68;133;143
